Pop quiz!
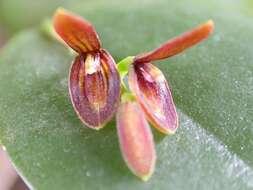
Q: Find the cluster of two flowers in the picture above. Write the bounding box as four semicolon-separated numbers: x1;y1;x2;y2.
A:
53;9;214;181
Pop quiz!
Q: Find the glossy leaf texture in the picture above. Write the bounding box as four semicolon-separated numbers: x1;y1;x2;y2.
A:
117;102;156;181
128;63;178;134
69;50;120;129
0;0;253;190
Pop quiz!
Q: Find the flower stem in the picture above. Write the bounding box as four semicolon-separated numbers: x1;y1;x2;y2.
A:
117;56;134;90
117;56;136;102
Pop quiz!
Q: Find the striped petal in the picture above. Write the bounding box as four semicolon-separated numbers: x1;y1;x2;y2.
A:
53;8;101;53
69;49;120;129
128;63;178;134
135;20;214;63
117;101;156;181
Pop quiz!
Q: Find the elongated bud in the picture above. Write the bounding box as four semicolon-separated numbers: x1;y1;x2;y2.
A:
69;50;120;129
53;8;101;53
128;63;178;134
135;20;214;63
117;102;156;181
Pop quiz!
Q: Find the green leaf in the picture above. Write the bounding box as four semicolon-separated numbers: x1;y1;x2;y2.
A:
0;0;253;189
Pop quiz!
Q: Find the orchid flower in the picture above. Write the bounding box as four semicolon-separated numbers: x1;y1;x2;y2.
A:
53;9;120;129
117;20;214;180
53;8;214;181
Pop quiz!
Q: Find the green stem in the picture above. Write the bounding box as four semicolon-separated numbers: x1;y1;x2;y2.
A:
117;56;136;102
121;92;135;103
117;56;134;90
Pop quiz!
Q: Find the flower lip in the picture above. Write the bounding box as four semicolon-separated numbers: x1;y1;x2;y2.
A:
134;20;214;64
69;49;120;129
53;8;101;53
128;63;178;134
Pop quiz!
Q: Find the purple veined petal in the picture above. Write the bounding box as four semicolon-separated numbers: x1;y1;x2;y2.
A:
128;63;178;134
116;101;156;181
53;8;101;53
69;49;120;129
134;20;214;63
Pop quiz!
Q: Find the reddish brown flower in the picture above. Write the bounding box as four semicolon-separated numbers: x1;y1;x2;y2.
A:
128;20;214;134
53;9;214;181
53;9;120;129
116;20;213;180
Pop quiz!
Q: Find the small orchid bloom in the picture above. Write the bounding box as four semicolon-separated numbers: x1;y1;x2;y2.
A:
51;9;214;181
118;20;214;134
53;9;120;129
117;20;214;180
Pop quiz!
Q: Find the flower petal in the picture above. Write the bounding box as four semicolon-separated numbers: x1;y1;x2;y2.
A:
128;63;178;134
69;49;120;129
116;101;156;181
135;20;214;63
53;8;101;53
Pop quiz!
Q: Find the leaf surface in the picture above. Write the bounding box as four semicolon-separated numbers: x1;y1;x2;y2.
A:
0;0;253;189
